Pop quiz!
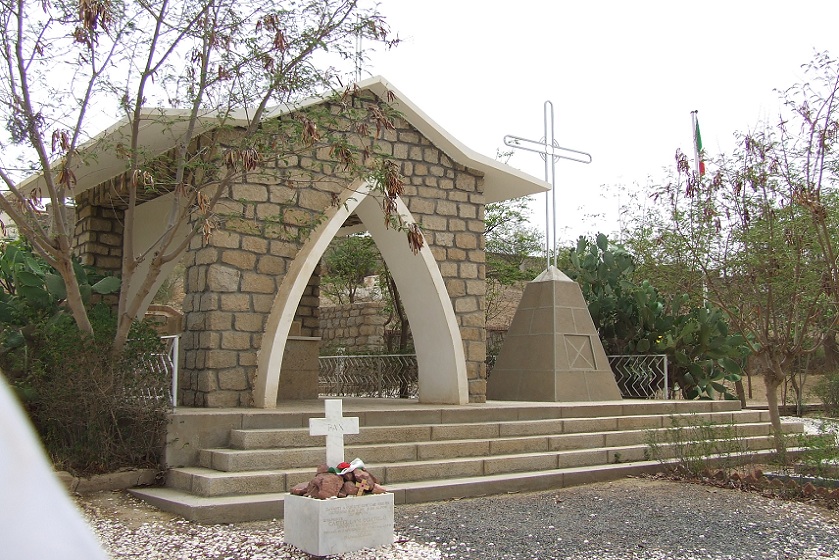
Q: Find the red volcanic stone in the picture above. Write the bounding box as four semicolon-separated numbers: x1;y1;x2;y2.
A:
307;473;344;499
339;481;357;498
354;469;378;486
290;482;309;496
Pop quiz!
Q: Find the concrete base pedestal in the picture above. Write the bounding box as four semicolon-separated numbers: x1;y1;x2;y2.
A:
487;266;622;402
283;493;394;556
277;336;321;401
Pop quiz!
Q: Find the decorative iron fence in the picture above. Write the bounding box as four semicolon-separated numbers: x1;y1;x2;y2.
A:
319;352;670;400
319;354;418;398
138;334;180;406
608;354;669;399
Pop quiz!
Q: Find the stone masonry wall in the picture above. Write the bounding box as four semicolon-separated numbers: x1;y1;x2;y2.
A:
74;185;125;273
399;153;487;401
178;96;486;406
182;94;486;407
320;302;388;352
74;91;487;406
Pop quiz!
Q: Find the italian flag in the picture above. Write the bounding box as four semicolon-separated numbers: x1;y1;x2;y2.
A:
694;116;706;176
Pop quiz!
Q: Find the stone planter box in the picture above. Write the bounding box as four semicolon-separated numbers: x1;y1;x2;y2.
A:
284;493;394;556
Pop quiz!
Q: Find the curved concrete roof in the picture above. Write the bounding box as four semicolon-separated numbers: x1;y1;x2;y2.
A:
20;76;548;203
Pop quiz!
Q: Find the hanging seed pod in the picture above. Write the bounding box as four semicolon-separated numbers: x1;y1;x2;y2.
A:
406;223;424;255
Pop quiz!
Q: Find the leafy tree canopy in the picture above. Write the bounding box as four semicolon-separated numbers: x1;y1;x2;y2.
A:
0;0;398;352
321;234;379;305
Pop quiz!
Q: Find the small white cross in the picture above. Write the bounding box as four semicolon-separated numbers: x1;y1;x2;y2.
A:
309;399;360;467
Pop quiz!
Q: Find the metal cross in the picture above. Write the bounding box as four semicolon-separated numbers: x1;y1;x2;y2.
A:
504;101;592;269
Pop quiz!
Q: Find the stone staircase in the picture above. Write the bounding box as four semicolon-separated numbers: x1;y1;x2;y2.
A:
131;399;803;523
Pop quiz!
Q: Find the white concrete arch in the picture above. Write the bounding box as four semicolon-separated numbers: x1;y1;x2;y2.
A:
254;181;469;408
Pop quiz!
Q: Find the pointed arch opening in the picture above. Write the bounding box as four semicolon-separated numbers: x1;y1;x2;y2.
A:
254;181;468;407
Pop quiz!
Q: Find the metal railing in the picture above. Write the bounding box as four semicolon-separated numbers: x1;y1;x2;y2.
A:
608;354;669;399
319;354;418;398
138;334;180;407
319;352;670;400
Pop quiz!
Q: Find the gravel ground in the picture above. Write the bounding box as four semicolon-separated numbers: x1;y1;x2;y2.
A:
395;478;839;560
78;477;839;560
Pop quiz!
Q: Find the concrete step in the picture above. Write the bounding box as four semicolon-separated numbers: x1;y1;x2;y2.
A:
131;462;671;524
327;400;742;427
227;409;769;451
172;426;795;497
132;445;794;524
165;400;748;469
137;399;796;523
202;411;775;472
168;399;744;435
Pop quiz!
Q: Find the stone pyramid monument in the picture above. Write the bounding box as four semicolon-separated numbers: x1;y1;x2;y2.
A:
486;266;622;401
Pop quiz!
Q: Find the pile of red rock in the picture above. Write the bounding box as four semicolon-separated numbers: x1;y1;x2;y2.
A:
290;464;387;499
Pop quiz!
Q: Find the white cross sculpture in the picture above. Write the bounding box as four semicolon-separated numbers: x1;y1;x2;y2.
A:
309;399;360;467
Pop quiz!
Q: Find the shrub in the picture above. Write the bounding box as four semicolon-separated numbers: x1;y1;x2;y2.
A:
646;415;752;477
813;373;839;417
5;306;170;475
565;234;747;400
795;420;839;479
0;240;168;475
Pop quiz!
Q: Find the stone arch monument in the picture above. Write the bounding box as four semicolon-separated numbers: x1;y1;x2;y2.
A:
68;77;548;407
256;180;468;406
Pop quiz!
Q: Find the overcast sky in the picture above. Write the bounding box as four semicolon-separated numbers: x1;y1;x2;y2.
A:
366;1;839;244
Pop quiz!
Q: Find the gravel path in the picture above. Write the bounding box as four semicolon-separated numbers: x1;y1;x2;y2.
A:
79;477;839;559
395;478;839;560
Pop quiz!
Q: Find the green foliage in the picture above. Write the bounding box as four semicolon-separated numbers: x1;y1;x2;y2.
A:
485;197;543;284
321;235;380;305
660;301;748;400
565;233;747;399
0;238;119;321
646;415;752;477
566;233;643;352
0;242;168;475
795;420;839;478
814;374;839;417
485;197;543;324
10;308;168;475
0;239;120;381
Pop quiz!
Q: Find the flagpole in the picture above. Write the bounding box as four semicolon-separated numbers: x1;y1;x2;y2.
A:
690;109;710;305
691;110;700;176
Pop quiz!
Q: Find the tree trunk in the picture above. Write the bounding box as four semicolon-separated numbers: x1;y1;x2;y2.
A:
734;379;747;408
763;375;787;462
824;330;839;371
57;259;94;336
788;373;805;417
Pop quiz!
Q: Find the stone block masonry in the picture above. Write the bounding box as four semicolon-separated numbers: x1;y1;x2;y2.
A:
73;91;487;406
320;302;389;352
74;188;125;273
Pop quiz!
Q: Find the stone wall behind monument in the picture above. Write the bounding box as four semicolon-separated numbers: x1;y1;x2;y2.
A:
319;302;388;353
